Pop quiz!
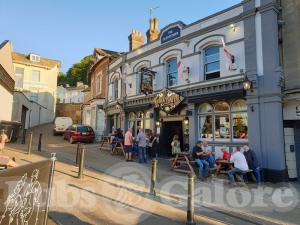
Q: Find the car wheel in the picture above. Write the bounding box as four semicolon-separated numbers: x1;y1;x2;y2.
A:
70;137;74;144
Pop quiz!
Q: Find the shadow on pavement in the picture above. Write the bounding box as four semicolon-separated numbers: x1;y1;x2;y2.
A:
49;211;93;225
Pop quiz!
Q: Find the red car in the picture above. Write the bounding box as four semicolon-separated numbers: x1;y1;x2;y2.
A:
63;125;95;144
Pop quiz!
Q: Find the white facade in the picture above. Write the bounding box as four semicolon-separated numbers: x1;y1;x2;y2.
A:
56;85;85;103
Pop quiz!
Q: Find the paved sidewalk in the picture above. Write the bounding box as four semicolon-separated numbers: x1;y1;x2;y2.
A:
3;132;300;225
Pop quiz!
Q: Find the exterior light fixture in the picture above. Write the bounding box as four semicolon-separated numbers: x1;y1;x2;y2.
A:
184;117;189;125
230;24;236;32
156;121;160;127
242;75;253;91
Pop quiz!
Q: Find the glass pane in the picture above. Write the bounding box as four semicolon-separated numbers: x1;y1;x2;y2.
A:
145;111;151;118
215;102;229;112
15;74;24;88
167;58;178;74
233;112;248;140
199;115;213;139
232;99;247;112
144;119;151;129
129;112;136;120
206;62;220;73
199;103;213;114
205;46;219;56
215;114;230;139
15;67;24;75
205;53;219;63
168;72;178;86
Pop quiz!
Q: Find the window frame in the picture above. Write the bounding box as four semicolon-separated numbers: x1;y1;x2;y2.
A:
204;46;220;80
166;58;178;87
31;70;40;82
15;67;24;88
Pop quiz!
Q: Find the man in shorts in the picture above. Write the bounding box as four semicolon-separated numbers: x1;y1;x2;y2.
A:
124;128;133;162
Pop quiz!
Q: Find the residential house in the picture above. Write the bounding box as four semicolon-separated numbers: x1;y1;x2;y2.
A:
56;82;86;104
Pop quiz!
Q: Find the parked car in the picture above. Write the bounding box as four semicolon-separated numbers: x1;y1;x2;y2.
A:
53;117;73;135
63;125;95;144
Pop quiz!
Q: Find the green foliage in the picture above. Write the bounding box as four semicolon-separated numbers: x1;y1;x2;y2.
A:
66;55;92;86
57;72;68;86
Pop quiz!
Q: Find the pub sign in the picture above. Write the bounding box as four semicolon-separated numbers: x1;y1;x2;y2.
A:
140;68;155;95
153;89;184;113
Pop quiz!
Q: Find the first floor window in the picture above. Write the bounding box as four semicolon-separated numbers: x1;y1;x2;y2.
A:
204;46;220;80
15;67;24;88
32;70;40;82
113;79;118;100
166;58;178;87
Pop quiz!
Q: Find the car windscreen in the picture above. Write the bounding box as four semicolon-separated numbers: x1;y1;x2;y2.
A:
77;126;93;132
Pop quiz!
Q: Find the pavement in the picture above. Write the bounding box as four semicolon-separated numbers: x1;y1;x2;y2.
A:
2;123;300;225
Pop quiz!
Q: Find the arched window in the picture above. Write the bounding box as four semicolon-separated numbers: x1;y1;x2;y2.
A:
198;100;248;142
231;100;248;141
198;103;213;140
166;58;178;87
204;46;220;80
112;79;119;100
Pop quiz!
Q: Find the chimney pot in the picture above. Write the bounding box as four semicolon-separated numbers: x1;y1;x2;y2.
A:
147;17;160;43
128;29;144;51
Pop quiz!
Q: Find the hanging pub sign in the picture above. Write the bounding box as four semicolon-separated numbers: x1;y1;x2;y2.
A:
161;26;181;44
140;68;156;95
153;89;184;113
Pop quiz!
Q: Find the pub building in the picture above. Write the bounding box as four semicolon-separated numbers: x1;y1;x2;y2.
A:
106;0;287;181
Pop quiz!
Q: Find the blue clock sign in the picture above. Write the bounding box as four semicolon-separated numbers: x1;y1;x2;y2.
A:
161;26;181;44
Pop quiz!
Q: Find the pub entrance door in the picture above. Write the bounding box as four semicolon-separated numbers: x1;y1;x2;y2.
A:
159;121;183;157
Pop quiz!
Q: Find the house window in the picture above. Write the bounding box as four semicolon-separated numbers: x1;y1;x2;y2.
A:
166;58;178;87
198;100;248;142
204;46;220;80
15;67;24;88
113;79;119;100
31;70;40;82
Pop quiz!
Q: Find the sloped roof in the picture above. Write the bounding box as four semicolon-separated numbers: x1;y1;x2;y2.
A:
12;52;61;69
94;48;121;59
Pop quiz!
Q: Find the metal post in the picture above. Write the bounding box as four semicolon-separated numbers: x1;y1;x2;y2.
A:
75;142;81;166
43;153;57;225
186;173;196;225
38;133;42;152
27;132;33;155
22;129;27;144
150;159;158;195
78;146;85;179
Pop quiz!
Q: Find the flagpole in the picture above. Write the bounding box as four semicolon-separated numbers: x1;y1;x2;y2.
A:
43;153;57;225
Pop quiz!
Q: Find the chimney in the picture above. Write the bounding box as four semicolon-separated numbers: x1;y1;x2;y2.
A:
128;30;144;51
146;17;160;43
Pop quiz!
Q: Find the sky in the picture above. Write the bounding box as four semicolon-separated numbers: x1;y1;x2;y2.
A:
0;0;241;73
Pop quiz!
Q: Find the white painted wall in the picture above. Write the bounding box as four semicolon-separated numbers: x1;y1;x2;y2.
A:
56;86;84;103
0;86;13;121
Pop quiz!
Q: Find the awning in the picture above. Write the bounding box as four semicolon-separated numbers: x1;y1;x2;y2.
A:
187;89;245;103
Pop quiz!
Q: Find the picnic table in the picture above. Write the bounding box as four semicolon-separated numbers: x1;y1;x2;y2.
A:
99;136;111;151
170;152;195;174
111;140;125;157
0;155;17;169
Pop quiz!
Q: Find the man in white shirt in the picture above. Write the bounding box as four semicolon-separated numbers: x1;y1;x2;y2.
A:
228;147;249;184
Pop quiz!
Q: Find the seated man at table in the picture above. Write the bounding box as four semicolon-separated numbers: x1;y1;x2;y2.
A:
243;144;261;184
193;141;210;180
202;140;216;168
228;147;249;185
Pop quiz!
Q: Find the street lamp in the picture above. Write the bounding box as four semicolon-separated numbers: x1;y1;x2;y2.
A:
242;75;253;91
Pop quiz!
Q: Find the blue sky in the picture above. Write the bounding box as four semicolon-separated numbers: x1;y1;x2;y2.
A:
0;0;241;72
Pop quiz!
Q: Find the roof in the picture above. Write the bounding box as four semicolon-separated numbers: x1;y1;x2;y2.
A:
94;48;121;59
0;40;9;50
12;52;61;69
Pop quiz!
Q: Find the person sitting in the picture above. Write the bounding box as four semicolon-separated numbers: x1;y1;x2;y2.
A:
0;129;9;153
215;148;231;174
243;145;261;184
201;140;216;168
228;147;249;185
192;141;210;180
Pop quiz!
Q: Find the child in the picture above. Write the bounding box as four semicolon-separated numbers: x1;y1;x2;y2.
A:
0;129;9;152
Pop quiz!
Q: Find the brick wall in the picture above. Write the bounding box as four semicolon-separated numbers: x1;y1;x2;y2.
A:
90;57;109;99
55;103;82;124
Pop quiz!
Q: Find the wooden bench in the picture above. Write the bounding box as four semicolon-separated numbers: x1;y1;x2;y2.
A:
171;152;195;174
99;136;111;151
111;141;125;157
235;169;256;183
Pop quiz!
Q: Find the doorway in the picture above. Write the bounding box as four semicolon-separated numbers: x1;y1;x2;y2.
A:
159;121;183;157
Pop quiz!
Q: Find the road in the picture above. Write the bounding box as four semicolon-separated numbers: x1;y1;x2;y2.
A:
5;123;300;225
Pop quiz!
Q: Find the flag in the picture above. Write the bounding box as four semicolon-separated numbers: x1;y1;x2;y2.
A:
221;37;236;70
177;60;189;81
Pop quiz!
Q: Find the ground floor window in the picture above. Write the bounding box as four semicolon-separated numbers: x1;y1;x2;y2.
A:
198;99;248;142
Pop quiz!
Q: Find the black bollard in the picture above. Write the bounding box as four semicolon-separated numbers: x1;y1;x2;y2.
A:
150;159;158;195
27;132;33;155
75;142;81;166
78;146;85;179
22;129;27;144
38;133;42;152
186;173;196;225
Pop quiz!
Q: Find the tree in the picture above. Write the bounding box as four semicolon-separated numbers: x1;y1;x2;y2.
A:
66;55;92;86
57;72;69;86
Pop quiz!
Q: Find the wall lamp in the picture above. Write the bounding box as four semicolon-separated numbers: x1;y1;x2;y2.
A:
184;117;189;125
156;121;161;127
230;23;237;32
242;75;253;91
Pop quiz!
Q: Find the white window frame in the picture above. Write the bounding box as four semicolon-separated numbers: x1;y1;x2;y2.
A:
204;46;220;80
31;70;40;82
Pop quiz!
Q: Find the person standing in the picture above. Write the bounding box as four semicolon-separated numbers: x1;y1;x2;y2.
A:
124;128;133;162
228;147;249;185
243;145;261;184
192;141;209;180
0;129;9;152
171;135;181;155
136;128;147;163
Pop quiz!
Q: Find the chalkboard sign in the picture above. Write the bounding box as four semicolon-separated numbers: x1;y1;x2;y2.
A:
161;26;181;44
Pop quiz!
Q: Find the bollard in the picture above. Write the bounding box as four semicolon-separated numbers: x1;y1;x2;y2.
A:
75;142;81;166
27;132;33;155
22;129;27;144
78;146;85;179
150;159;158;195
38;133;42;152
186;173;196;225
